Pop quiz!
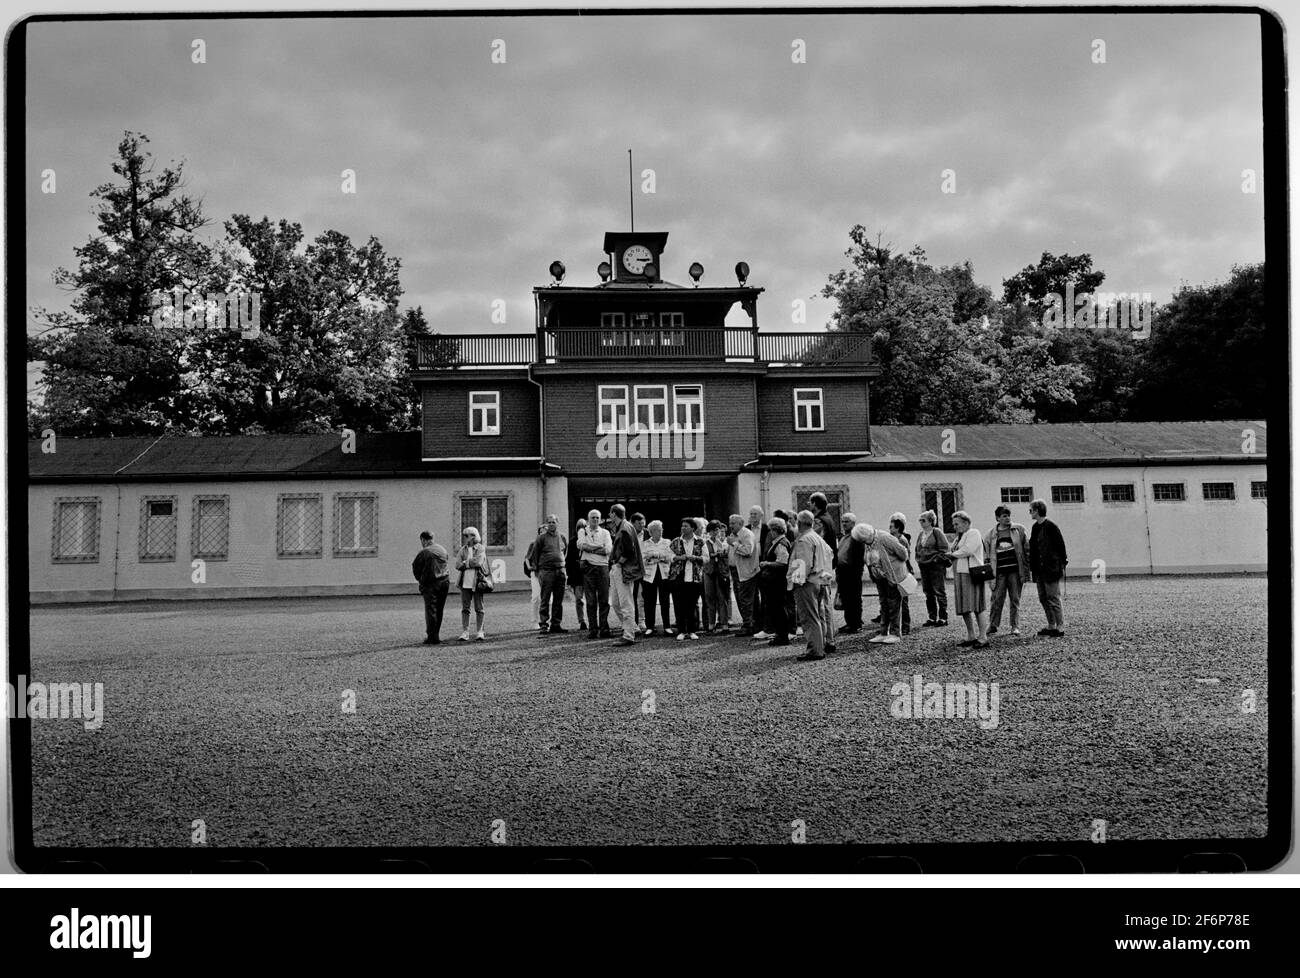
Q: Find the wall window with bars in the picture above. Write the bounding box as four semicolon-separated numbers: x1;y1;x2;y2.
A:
1051;485;1085;504
793;388;825;431
1101;483;1136;503
1202;482;1236;500
334;493;379;557
191;495;230;560
456;492;512;553
673;384;704;431
1000;486;1033;504
468;390;501;436
921;484;963;535
277;493;323;558
633;385;669;432
1251;481;1267;500
139;495;179;562
793;486;849;526
52;496;101;563
1152;483;1186;502
597;385;629;434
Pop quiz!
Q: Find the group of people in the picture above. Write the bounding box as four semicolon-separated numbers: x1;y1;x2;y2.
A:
411;493;1070;657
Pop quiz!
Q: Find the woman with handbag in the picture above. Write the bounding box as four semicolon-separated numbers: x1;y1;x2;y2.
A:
756;516;793;646
668;518;706;640
456;526;490;642
946;510;990;648
915;510;951;627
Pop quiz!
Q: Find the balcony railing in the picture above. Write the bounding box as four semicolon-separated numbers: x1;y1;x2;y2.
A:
415;330;873;369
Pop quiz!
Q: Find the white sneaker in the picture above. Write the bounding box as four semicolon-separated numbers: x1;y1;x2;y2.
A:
752;631;771;640
666;627;677;636
796;627;804;637
475;630;486;641
676;633;687;641
881;634;901;644
689;633;699;641
1011;627;1021;636
867;634;887;643
458;631;470;642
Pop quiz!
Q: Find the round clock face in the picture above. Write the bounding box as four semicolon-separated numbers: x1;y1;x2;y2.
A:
622;244;653;274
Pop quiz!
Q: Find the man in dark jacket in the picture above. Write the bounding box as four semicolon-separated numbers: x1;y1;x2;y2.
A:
834;512;866;633
412;530;449;645
532;515;568;634
1027;498;1068;637
608;503;645;646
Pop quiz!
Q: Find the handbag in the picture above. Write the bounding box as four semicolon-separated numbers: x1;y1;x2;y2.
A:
474;565;495;593
968;562;994;585
898;572;919;596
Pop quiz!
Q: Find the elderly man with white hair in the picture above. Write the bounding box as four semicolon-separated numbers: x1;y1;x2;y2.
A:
853;521;910;645
787;510;829;661
578;508;613;640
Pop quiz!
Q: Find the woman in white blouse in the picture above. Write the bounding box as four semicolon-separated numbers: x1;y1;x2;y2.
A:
455;526;490;642
640;520;675;635
946;510;990;648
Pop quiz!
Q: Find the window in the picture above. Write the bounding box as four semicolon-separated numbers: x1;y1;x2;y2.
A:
456;492;512;552
600;312;626;347
1251;481;1267;500
1101;483;1136;503
1000;487;1033;504
469;391;500;436
598;385;629;434
277;493;323;558
659;311;685;347
139;495;178;561
1202;482;1236;501
633;385;669;432
793;388;824;431
793;486;849;527
334;493;378;556
52;497;101;563
192;495;230;560
921;484;963;535
673;384;704;431
1152;483;1186;502
630;312;654;345
1051;485;1085;504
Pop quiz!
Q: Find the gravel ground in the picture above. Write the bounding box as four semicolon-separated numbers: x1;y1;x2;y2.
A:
27;576;1268;847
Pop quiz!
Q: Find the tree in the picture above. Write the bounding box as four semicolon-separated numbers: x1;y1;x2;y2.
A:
1001;251;1106;326
28;132;212;434
821;226;1085;424
1131;263;1266;420
187;216;409;432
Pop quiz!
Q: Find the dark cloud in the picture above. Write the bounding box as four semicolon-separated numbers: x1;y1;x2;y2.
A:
24;11;1264;346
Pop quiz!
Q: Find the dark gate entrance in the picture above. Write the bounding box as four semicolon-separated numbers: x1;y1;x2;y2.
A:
568;475;737;534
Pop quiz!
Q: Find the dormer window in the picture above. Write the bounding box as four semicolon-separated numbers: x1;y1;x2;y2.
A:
469;391;500;435
793;388;825;431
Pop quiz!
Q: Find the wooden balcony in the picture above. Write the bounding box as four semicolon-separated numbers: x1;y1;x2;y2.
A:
415;329;874;370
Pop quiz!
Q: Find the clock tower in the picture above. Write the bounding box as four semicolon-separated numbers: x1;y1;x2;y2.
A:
603;231;670;284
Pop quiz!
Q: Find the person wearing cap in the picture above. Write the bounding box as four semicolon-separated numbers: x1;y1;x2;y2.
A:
412;530;450;645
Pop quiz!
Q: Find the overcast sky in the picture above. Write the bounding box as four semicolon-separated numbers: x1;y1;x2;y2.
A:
25;11;1264;352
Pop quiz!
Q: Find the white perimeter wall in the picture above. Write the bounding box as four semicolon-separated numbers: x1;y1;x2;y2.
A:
740;463;1268;576
29;475;563;602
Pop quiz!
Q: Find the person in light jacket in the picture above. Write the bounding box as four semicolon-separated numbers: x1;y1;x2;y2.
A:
857;523;909;645
787;511;827;661
946;510;989;648
640;520;675;635
455;526;490;642
983;505;1031;637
